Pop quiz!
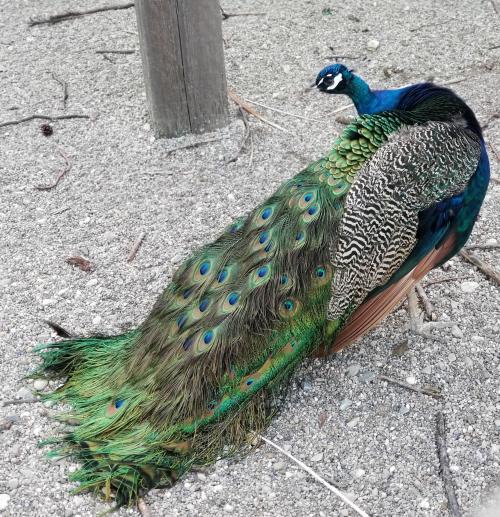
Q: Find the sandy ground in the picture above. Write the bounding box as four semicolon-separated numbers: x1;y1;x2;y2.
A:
1;1;500;516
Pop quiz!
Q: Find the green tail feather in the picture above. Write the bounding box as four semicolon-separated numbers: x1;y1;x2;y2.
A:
34;113;403;505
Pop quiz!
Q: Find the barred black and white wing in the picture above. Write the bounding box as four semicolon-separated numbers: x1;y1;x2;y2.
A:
328;120;481;322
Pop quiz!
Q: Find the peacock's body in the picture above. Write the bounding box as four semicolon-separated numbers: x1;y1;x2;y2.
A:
35;65;489;505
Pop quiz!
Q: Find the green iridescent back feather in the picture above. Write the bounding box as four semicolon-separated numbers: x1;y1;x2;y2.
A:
34;113;402;505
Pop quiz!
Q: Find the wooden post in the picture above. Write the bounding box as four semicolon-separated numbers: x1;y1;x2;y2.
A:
135;0;229;138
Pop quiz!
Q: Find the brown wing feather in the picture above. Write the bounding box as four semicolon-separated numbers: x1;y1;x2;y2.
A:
315;232;457;357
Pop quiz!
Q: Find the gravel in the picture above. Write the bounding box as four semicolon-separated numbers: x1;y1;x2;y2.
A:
1;0;499;516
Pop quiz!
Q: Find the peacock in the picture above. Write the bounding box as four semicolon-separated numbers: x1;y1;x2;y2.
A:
34;63;490;506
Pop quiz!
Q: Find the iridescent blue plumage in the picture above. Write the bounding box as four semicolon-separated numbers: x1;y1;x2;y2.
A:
315;63;490;296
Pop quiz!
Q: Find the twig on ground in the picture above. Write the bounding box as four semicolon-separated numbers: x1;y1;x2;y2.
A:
487;141;500;163
481;112;500;130
423;275;472;287
66;256;93;272
35;150;71;191
411;328;448;344
2;398;38;407
459;250;500;286
409;18;456;32
127;232;146;263
166;137;221;156
137;498;151;517
436;412;462;517
0;113;89;129
440;77;466;86
51;72;68;109
228;90;289;133
488;0;499;15
242;97;323;123
378;374;442;399
331;103;355;115
407;288;422;331
466;243;500;250
226;107;254;166
259;435;370;517
28;3;135;26
46;320;74;338
415;282;437;321
220;7;266;20
96;49;135;55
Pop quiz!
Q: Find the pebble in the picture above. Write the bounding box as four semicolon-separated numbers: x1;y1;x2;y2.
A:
273;461;286;472
340;398;352;411
461;281;479;293
451;326;463;339
353;468;365;478
7;479;18;490
464;356;473;367
311;452;323;462
197;472;207;481
448;353;457;362
422;365;432;375
16;387;32;399
0;494;10;511
360;371;376;383
485;238;498;245
223;504;234;512
92;315;102;325
87;278;98;287
406;375;417;385
494;419;500;429
102;231;116;242
366;39;380;51
347;364;360;377
419;499;430;509
42;298;56;306
33;379;48;390
347;417;360;428
399;405;410;416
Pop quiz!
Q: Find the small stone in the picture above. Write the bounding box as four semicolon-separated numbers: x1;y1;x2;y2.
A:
422;365;432;375
274;461;286;472
143;123;151;132
392;342;409;357
451;326;463;339
311;452;323;462
102;231;116;242
471;335;484;343
399;405;410;416
16;387;32;399
340;398;352;411
353;468;365;478
485;238;498;246
92;315;102;325
494;419;500;429
464;356;473;367
42;298;56;306
448;353;457;362
347;417;359;428
223;504;234;512
366;39;380;51
7;479;18;490
197;472;207;481
64;510;74;517
282;64;291;74
347;364;360;377
0;494;10;511
227;193;235;202
86;278;98;287
405;375;417;385
33;379;48;391
461;281;479;293
419;499;430;509
360;371;376;383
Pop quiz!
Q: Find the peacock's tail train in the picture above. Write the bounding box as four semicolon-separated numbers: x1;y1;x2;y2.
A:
34;114;400;505
35;87;486;506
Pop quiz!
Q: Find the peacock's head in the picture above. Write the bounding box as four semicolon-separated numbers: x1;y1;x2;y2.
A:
314;64;354;94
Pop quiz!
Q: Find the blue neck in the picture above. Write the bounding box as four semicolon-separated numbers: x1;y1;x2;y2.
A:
348;76;414;115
